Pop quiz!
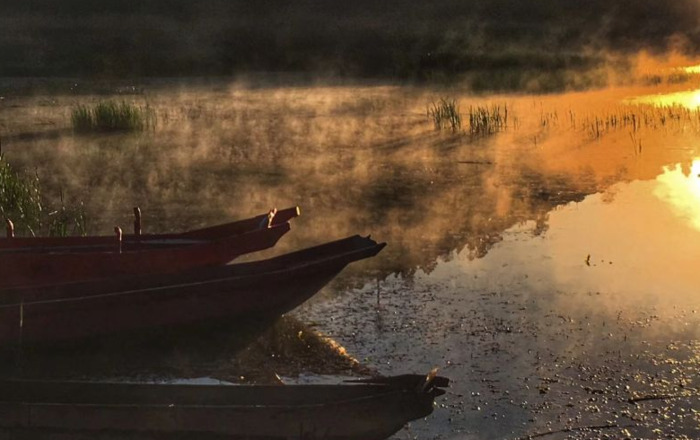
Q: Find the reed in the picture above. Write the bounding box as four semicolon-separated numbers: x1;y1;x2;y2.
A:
576;104;700;140
0;155;88;237
72;101;155;133
468;104;508;136
47;194;89;237
428;98;462;133
0;153;42;236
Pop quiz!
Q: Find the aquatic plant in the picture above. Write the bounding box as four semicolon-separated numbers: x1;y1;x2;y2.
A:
468;104;508;136
576;104;700;140
71;101;155;133
47;196;89;237
428;98;462;133
71;105;93;132
0;153;42;236
0;155;88;237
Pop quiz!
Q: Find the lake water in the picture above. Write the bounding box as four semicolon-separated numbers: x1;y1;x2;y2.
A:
297;161;700;439
1;80;700;439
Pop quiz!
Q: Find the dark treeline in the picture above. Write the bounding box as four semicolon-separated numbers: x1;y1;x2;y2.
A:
2;0;699;85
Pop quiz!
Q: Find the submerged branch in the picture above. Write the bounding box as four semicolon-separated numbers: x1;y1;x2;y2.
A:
628;392;700;405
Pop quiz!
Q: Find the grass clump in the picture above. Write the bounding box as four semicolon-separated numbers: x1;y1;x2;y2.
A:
0;154;88;237
468;104;508;136
72;101;155;133
0;153;42;236
47;194;89;237
428;98;462;133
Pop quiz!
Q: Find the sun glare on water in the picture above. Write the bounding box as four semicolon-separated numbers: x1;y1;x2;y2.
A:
654;158;700;231
627;64;700;108
683;64;700;74
631;88;700;108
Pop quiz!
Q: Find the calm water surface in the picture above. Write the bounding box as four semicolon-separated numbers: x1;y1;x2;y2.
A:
297;161;700;439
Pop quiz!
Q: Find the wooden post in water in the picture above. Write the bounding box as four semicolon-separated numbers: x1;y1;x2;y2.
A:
133;207;142;236
5;219;14;238
115;226;123;253
376;279;381;308
267;208;277;228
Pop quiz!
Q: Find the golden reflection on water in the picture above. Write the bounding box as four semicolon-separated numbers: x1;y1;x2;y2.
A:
655;159;700;231
631;88;700;108
633;64;700;107
439;159;700;313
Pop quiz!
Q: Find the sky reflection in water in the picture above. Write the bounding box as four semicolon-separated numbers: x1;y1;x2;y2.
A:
461;158;700;311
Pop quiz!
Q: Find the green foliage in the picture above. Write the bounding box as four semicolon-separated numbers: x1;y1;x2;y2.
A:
0;155;88;237
71;101;155;133
47;196;89;237
71;105;93;132
0;154;42;236
428;98;462;133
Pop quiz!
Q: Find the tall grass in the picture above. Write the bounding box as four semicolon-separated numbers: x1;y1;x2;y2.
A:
0;153;42;236
0;155;88;237
47;192;89;237
428;98;462;133
468;104;508;136
572;104;700;140
72;101;155;133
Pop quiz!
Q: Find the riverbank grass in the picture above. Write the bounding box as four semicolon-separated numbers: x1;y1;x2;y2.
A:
72;101;155;133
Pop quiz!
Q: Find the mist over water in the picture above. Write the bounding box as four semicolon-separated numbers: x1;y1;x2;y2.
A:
2;75;700;438
298;163;700;439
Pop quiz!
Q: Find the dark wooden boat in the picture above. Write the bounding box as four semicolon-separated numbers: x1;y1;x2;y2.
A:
0;206;300;253
0;371;447;440
0;235;386;345
0;222;292;288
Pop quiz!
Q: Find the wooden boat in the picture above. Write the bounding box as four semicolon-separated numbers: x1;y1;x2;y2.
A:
0;206;300;253
0;222;292;288
0;371;447;440
0;235;386;345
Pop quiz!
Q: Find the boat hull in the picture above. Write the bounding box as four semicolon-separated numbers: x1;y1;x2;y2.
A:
0;222;291;288
0;373;445;440
0;235;385;345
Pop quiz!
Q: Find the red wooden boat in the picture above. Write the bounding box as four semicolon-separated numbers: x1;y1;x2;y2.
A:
1;206;300;253
0;235;386;345
0;371;447;440
0;222;292;288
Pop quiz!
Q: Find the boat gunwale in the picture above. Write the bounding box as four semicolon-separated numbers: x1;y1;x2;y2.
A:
0;235;386;308
0;206;300;251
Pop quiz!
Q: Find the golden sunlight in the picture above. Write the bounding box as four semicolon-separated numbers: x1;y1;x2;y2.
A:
654;158;700;231
631;89;700;108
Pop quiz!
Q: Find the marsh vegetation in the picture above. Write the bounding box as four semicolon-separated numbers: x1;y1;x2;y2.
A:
71;101;155;133
0;153;42;236
0;154;88;236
